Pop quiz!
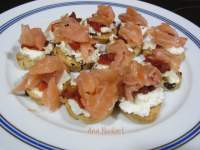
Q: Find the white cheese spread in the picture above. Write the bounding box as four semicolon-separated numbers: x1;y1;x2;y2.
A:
143;35;156;50
100;27;112;33
57;70;71;91
31;88;43;98
119;88;164;117
19;47;45;60
166;47;184;55
163;70;180;84
70;72;80;86
133;55;145;64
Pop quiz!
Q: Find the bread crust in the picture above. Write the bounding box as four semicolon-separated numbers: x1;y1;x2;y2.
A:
16;53;38;69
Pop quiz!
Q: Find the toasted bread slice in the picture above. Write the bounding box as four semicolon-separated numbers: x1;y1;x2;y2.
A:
92;27;117;44
16;53;38;69
65;99;113;124
122;104;161;124
53;47;81;71
53;47;93;72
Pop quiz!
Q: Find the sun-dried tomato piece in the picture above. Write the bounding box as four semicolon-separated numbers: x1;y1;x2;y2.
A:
88;21;103;32
98;53;116;65
37;81;48;91
69;42;80;50
137;86;155;94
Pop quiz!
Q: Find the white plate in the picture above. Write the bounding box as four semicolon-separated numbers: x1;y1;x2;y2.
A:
0;0;200;149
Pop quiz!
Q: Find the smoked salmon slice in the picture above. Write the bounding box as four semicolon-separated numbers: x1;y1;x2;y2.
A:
53;21;90;43
20;25;46;50
123;61;161;100
118;22;143;47
48;14;90;43
12;74;45;94
150;23;187;48
145;48;184;71
80;39;96;62
108;40;132;75
43;77;60;111
13;56;66;111
28;56;65;75
77;69;119;120
119;7;148;26
157;23;178;37
12;74;30;93
49;14;78;32
49;14;96;62
88;5;115;26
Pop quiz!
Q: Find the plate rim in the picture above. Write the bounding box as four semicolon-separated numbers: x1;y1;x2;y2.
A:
0;1;200;150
